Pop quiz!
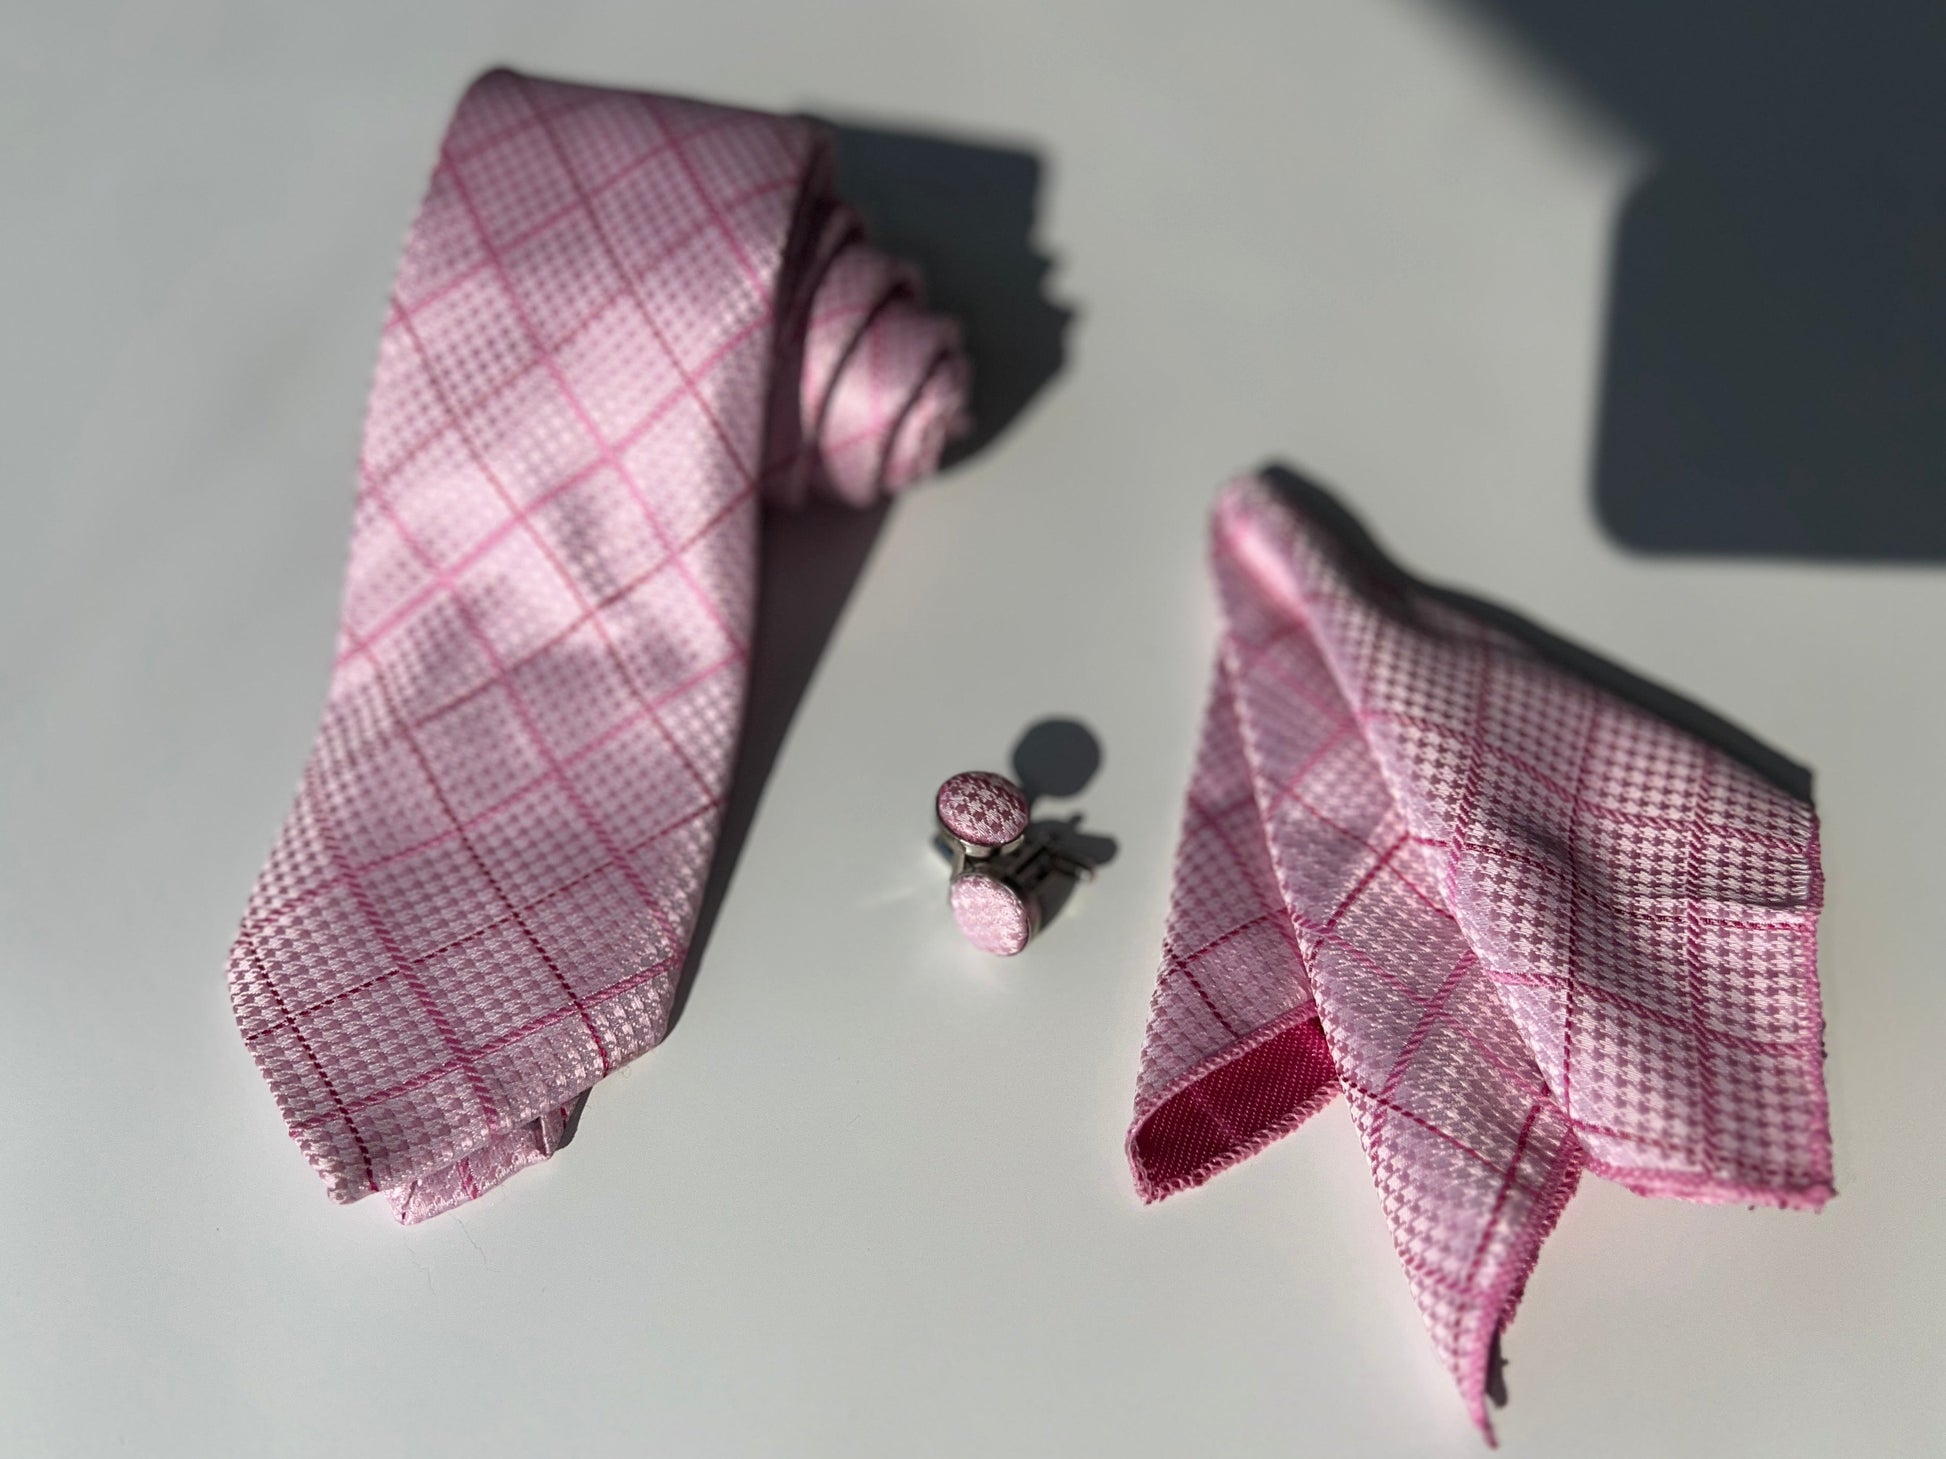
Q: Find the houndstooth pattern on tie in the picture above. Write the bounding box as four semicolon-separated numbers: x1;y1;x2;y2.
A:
1128;473;1832;1439
228;70;968;1224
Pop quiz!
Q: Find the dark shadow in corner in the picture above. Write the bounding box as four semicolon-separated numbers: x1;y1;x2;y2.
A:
1260;464;1814;801
1593;169;1946;559
1011;717;1118;934
1455;1;1946;560
668;125;1068;1030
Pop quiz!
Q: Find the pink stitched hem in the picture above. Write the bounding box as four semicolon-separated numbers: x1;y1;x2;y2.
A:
1586;1160;1834;1210
1463;1136;1587;1446
1583;813;1833;1216
1127;1007;1342;1203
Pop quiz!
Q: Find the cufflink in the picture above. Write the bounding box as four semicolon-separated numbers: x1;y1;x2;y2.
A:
935;770;1094;957
935;770;1031;860
949;867;1038;958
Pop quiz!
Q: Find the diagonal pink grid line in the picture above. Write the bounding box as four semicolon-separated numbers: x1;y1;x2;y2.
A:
1244;634;1364;732
636;92;770;297
502;91;765;654
391;169;745;784
285;950;680;1136
247;645;738;970
299;749;504;1127
1182;793;1304;952
1480;967;1811;1058
1360;706;1808;856
1135;475;1831;1433
1446;1102;1544;1354
352;416;716;832
350;478;752;729
1265;618;1565;1207
521;82;769;488
258;794;721;1036
1237;653;1580;1122
1225;506;1807;854
1165;744;1317;1040
347;313;767;665
379;307;688;965
441;89;604;170
423;166;740;800
230;72;975;1218
1338;1079;1509;1177
1387;793;1823;1069
363;650;616;1074
1163;938;1247;1041
1295;892;1795;1174
239;935;382;1195
1299;916;1556;1110
1681;750;1722;1173
1365;951;1484;1144
395;111;776;321
287;966;664;1136
1319;834;1409;936
369;171;794;507
1407;827;1816;942
1159;908;1293;988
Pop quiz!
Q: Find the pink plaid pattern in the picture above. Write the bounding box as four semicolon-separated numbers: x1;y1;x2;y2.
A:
1128;475;1831;1439
228;70;967;1224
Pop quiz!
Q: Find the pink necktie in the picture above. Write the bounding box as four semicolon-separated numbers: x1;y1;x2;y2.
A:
228;69;968;1224
1128;471;1832;1439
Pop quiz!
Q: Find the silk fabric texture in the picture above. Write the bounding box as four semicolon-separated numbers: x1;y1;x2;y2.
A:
228;70;968;1223
1128;473;1832;1439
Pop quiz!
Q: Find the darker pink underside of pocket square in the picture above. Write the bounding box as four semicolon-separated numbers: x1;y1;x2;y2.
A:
227;69;967;1224
1128;473;1832;1439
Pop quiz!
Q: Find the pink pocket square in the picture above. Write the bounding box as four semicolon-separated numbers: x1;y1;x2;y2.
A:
1129;468;1832;1438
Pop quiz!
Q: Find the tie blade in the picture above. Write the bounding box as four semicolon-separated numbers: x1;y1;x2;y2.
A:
229;71;966;1218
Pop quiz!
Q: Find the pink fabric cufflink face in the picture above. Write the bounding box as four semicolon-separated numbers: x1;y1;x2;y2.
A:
934;768;1099;957
948;873;1035;956
936;771;1031;853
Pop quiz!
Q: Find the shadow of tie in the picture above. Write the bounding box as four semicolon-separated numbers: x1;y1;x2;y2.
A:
671;121;1073;1028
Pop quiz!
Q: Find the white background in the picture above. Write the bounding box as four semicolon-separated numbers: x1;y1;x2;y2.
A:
4;3;1942;1455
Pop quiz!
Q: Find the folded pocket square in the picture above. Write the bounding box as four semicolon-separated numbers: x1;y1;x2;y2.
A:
1128;468;1832;1438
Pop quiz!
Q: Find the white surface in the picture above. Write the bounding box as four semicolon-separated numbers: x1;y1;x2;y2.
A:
3;3;1942;1455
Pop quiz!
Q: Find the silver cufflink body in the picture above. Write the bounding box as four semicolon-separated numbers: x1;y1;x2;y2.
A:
934;770;1092;956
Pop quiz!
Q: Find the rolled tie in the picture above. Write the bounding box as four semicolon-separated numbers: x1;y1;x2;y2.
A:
768;201;969;508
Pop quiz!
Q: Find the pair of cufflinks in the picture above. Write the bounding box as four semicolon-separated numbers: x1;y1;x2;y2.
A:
932;771;1096;956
